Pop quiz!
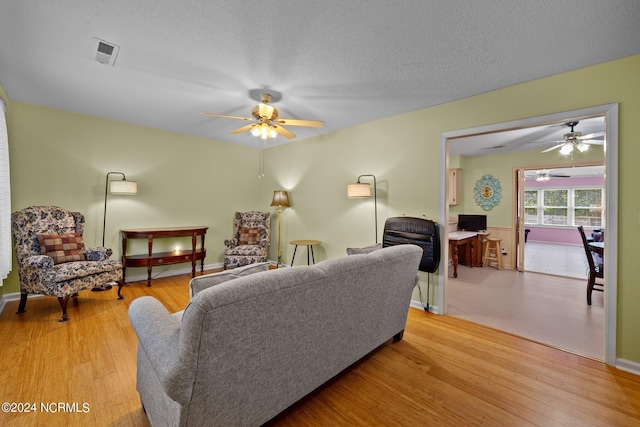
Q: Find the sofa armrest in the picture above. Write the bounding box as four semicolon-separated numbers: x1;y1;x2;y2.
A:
25;255;54;269
189;262;270;298
223;238;237;248
128;296;195;404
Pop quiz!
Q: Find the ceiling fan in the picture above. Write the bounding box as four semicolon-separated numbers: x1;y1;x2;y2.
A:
201;93;323;140
532;169;570;182
541;121;604;155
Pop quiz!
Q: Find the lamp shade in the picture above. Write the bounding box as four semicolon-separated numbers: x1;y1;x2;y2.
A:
271;190;290;208
347;183;371;198
110;180;138;195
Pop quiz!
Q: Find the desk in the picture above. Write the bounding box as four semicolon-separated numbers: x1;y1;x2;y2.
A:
121;226;208;286
290;240;321;265
448;231;477;278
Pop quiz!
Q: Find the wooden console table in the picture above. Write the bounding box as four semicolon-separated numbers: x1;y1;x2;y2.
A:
121;226;208;286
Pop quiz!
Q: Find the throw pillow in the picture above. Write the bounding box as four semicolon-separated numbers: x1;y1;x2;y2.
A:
346;243;382;255
238;227;260;245
37;232;85;264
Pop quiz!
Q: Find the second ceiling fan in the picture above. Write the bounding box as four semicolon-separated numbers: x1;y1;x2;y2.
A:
202;93;323;140
541;121;604;155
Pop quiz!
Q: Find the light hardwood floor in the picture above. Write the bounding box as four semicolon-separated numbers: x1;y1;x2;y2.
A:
1;273;638;426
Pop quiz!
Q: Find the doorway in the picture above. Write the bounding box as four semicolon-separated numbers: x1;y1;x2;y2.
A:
515;163;605;277
438;104;618;364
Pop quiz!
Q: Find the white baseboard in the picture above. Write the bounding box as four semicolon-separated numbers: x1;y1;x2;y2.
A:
0;292;45;316
410;299;439;314
123;262;223;284
616;358;640;376
123;259;289;283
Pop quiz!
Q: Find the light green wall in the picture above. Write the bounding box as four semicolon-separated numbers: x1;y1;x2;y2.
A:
263;54;640;363
2;55;639;363
451;146;605;226
4;102;267;294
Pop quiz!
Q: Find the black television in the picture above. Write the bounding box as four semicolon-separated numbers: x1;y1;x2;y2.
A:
457;214;487;232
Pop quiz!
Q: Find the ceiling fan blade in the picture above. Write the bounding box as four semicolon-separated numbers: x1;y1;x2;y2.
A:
580;131;604;140
582;139;604;145
230;124;256;134
276;118;324;128
541;143;565;153
201;113;254;121
273;124;296;139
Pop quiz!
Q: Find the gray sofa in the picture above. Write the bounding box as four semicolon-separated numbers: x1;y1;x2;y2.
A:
128;244;422;426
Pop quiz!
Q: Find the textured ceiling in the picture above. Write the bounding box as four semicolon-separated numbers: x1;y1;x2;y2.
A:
1;1;639;149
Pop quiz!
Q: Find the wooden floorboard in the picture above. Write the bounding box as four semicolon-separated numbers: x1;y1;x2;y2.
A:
1;273;639;426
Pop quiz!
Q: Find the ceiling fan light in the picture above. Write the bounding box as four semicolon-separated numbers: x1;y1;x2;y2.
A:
268;127;277;138
250;125;261;137
559;143;574;156
536;173;550;182
576;142;589;152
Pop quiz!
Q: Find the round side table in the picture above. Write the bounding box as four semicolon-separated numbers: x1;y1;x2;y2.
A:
289;240;321;265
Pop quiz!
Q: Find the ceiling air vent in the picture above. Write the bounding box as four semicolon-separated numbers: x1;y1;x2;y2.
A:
91;38;120;66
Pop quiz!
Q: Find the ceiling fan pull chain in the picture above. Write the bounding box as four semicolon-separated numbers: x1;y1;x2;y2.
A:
258;140;265;178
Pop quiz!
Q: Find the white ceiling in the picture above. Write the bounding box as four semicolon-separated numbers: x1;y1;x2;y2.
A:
1;1;639;148
449;115;605;157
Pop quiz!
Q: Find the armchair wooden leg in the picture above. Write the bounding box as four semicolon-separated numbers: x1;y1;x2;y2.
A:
587;274;594;305
117;279;124;300
16;293;28;314
57;296;70;322
393;329;405;342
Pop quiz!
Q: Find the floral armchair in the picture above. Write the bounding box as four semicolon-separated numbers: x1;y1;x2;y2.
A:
11;206;124;322
223;211;271;269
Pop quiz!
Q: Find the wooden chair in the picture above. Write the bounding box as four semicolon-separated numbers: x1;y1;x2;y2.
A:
577;226;604;305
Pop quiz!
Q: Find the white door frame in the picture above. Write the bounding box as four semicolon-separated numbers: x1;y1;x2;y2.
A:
438;103;618;365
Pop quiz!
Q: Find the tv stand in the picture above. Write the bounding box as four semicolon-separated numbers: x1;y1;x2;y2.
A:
121;226;208;286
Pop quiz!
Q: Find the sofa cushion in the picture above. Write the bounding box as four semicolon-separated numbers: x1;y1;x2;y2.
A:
37;232;85;264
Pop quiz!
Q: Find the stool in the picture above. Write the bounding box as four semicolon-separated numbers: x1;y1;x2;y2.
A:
290;240;321;265
482;238;503;270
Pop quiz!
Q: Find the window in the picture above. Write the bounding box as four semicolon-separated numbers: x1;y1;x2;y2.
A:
543;189;568;225
524;187;603;227
574;189;603;226
524;190;538;224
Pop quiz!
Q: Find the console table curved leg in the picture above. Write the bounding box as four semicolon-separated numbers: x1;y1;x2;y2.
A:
147;235;153;286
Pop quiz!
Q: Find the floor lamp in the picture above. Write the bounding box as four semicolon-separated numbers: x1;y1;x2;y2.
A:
103;172;137;246
270;190;290;266
347;174;378;244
